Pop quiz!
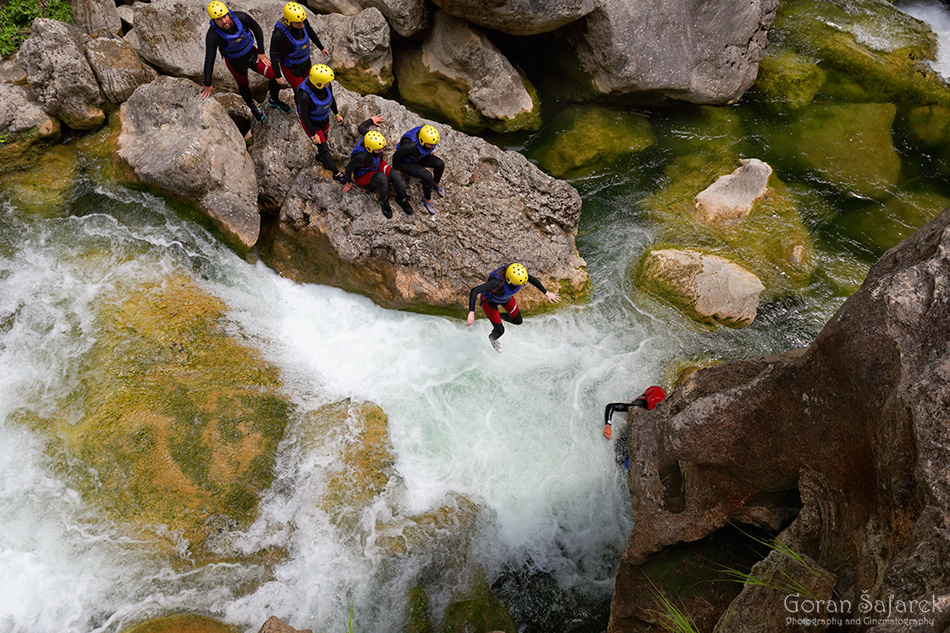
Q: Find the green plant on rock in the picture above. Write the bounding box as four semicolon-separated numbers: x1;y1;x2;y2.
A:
646;579;701;633
0;0;74;58
717;533;819;601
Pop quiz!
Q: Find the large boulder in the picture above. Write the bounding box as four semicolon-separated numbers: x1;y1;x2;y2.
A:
302;0;429;37
0;84;61;171
256;88;588;313
84;36;159;104
563;0;778;104
18;19;105;130
393;10;540;134
637;249;766;328
115;76;260;252
610;207;950;631
71;0;122;37
430;0;594;35
310;8;393;95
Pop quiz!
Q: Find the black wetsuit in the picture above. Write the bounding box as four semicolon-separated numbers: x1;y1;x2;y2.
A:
203;11;279;108
468;273;546;340
392;137;445;200
343;119;409;212
295;80;339;174
269;20;325;84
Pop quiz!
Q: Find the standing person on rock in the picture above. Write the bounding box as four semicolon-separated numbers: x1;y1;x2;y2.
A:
465;263;560;353
392;124;446;216
201;1;281;122
295;63;346;184
270;2;330;96
342;116;414;219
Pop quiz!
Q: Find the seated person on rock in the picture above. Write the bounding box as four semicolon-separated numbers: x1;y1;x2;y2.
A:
270;2;330;98
342;118;414;219
392;124;446;216
201;1;280;122
295;63;346;184
465;263;560;354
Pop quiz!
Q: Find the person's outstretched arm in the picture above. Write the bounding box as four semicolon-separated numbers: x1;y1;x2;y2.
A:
527;273;560;303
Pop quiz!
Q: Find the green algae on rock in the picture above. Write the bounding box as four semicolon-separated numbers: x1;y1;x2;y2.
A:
831;190;950;255
533;106;655;178
767;102;900;200
122;614;238;633
752;49;827;113
53;275;292;550
440;573;517;633
767;0;947;108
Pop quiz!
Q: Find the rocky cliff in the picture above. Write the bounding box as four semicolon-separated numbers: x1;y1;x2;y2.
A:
610;208;950;632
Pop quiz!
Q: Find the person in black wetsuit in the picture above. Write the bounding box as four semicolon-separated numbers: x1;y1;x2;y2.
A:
201;1;281;122
342;116;414;219
602;386;667;440
295;63;346;183
465;263;560;353
270;2;329;98
392;124;445;216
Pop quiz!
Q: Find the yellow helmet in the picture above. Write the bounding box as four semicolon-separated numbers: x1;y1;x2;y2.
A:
418;125;439;145
309;64;334;89
506;263;528;286
207;0;228;19
283;2;306;23
364;131;386;152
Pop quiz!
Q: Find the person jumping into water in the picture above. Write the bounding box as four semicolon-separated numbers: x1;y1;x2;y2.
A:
465;263;560;353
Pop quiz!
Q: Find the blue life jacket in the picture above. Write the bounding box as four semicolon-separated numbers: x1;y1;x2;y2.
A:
297;81;333;126
275;20;311;66
210;12;254;59
349;137;381;179
482;266;522;304
399;126;435;162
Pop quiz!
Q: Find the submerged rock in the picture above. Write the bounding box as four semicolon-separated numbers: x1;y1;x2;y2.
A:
115;76;260;252
393;10;540;134
770;102;900;200
51;275;292;552
533;106;654;179
752;49;827;113
611;207;950;631
122;615;238;633
637;249;766;328
258;87;588;314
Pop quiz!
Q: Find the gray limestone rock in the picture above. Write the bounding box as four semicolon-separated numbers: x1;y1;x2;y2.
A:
303;0;429;37
18;19;105;130
310;8;393;95
115;76;260;252
393;10;540;134
431;0;594;35
70;0;122;37
84;36;159;104
256;87;588;313
0;84;61;170
638;249;766;327
565;0;778;104
693;159;773;225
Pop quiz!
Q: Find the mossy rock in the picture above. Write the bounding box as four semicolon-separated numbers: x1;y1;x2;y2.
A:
405;586;434;633
0;143;78;216
753;49;827;113
439;575;517;633
393;43;541;134
48;275;292;550
768;102;900;200
643;110;814;294
831;190;950;255
122;615;237;633
769;0;949;108
764;0;950;145
533;106;654;178
374;494;481;558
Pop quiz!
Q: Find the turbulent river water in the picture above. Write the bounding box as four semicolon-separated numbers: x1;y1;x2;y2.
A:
3;2;950;632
